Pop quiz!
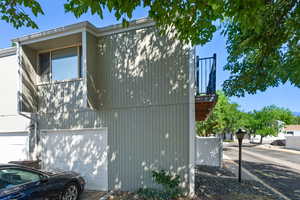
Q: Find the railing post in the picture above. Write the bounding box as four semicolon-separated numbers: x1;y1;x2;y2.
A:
213;53;216;93
196;56;199;94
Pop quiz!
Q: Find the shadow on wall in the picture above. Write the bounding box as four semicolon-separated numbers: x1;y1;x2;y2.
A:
33;26;193;191
93;26;191;109
40;129;108;191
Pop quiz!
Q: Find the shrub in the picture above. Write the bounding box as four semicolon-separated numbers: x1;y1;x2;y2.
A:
138;170;183;200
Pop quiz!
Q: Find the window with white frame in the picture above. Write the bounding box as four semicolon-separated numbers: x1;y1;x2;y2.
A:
38;46;82;82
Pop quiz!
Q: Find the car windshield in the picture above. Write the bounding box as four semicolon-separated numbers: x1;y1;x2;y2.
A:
0;168;41;189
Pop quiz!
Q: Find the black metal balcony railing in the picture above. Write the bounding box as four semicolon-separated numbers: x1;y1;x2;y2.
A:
195;53;216;95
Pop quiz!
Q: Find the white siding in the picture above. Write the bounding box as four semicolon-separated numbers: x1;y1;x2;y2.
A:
0;53;30;132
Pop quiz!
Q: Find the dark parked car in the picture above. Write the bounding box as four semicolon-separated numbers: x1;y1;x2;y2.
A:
0;164;85;200
271;139;286;146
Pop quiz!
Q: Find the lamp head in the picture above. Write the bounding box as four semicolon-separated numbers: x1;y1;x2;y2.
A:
236;128;246;141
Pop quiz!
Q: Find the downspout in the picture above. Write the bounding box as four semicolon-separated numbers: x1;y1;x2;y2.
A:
16;42;39;161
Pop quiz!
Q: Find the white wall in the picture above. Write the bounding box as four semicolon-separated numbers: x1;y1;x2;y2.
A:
0;132;29;163
294;131;300;136
286;130;300;136
195;136;222;167
286;136;300;150
0;52;30;132
41;128;108;191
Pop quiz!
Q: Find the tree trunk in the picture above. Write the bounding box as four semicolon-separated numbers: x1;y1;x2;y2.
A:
260;136;264;144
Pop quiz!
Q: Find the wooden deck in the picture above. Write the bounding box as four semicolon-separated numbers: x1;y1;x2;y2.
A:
195;94;218;121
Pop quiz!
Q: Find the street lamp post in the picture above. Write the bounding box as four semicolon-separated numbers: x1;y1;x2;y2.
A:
236;128;246;183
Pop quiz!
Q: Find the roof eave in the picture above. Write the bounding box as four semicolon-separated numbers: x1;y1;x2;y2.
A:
12;17;155;45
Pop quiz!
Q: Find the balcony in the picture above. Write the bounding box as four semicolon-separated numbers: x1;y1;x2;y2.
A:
195;54;218;121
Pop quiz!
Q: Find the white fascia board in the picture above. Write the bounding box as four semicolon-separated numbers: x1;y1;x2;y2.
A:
18;28;85;46
96;19;155;37
0;47;16;58
12;21;98;45
12;18;155;45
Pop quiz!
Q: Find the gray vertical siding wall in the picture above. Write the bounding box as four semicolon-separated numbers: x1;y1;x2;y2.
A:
37;26;192;191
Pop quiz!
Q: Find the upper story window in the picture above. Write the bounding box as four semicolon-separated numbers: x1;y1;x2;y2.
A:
38;46;82;83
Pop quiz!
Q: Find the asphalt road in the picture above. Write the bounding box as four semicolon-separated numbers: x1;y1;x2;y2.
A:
224;146;300;200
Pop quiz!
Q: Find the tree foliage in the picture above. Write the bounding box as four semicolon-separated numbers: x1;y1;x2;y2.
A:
0;0;43;28
243;105;295;143
196;92;297;143
223;0;300;97
1;0;300;96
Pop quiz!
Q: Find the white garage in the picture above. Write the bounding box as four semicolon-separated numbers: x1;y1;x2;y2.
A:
40;128;108;191
0;132;29;163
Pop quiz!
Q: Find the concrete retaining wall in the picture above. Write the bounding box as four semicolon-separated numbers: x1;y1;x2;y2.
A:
195;136;222;167
286;136;300;150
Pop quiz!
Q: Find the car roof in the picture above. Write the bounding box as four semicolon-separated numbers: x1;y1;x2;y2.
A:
0;164;52;176
0;164;39;172
0;163;21;168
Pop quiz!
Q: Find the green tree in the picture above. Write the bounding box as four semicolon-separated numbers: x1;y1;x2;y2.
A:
294;115;300;124
247;105;295;144
2;1;299;96
0;0;43;28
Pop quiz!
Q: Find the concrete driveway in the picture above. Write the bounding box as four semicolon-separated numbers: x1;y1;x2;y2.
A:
79;190;106;200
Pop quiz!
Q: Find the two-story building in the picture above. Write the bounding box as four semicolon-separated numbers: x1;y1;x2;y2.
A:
0;18;217;193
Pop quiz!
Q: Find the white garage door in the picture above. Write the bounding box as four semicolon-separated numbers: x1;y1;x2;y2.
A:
0;132;28;163
41;128;108;191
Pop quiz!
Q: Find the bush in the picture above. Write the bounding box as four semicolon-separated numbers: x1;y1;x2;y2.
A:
223;139;234;143
138;170;183;200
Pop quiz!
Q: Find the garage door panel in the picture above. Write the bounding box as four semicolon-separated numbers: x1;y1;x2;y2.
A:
0;132;28;164
41;129;108;191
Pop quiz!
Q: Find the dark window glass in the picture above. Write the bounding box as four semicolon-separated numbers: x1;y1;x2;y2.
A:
39;52;50;82
0;168;41;189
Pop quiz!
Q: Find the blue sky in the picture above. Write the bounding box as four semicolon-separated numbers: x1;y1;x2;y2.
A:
1;0;299;112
